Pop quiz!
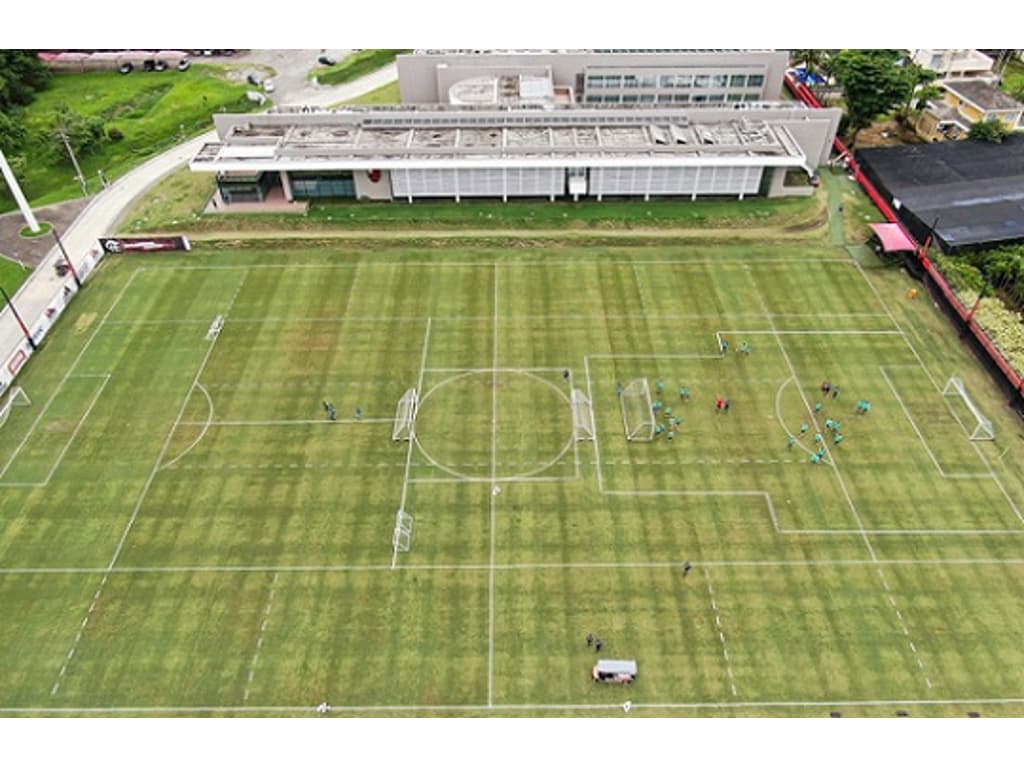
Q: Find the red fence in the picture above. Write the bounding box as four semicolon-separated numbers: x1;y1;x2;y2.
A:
783;74;1023;394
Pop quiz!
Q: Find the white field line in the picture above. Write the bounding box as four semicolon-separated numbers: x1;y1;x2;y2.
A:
178;418;391;426
5;696;1024;715
488;261;499;709
141;257;856;274
160;382;214;471
50;269;249;698
8;556;1024;576
243;572;280;703
854;260;1024;525
703;568;739;698
773;376;833;465
757;271;938;691
110;311;890;327
762;320;877;559
878;366;991;480
390;318;432;570
0;268;141;480
0;375;111;488
583;356;610;494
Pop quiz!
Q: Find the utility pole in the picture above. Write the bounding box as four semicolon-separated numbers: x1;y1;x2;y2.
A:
0;285;37;351
0;149;41;234
57;129;88;197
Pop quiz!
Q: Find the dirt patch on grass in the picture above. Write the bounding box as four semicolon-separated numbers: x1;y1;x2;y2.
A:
853;120;924;149
75;312;97;333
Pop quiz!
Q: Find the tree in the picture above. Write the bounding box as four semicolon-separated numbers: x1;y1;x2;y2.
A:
47;105;106;159
0;110;26;154
0;50;50;112
830;50;913;146
896;62;940;123
968;118;1011;143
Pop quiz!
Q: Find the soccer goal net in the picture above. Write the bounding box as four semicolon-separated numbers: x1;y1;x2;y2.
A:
571;388;595;442
942;376;995;441
392;508;414;554
0;386;30;429
619;378;655;442
392;388;419;442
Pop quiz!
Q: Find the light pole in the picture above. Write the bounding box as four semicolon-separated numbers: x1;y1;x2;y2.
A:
0;285;37;351
57;129;88;196
51;227;82;289
0;148;41;234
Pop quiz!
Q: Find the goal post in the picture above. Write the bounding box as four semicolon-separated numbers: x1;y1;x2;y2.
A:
0;386;30;429
942;376;995;441
392;388;418;442
392;508;414;554
571;387;595;442
619;378;655;442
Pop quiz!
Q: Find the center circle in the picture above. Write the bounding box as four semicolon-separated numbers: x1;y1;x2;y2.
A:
414;369;573;481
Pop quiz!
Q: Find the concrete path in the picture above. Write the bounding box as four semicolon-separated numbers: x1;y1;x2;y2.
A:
0;199;93;267
0;64;398;380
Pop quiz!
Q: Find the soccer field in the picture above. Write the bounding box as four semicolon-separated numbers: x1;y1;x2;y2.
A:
2;239;1024;717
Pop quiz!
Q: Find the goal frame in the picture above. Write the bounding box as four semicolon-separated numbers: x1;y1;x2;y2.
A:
392;508;414;554
942;376;995;441
392;388;419;442
619;377;655;442
0;386;30;429
571;387;596;442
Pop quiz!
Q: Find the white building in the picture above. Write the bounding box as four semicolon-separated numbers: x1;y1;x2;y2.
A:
190;102;841;205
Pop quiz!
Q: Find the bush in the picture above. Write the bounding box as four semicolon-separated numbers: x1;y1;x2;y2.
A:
107;126;124;142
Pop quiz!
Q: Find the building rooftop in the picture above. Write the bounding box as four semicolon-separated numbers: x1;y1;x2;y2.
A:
942;79;1023;112
193;104;811;170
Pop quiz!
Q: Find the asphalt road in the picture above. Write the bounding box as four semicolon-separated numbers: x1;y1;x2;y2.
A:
202;49;356;105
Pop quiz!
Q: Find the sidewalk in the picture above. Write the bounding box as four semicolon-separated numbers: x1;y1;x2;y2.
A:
0;65;397;391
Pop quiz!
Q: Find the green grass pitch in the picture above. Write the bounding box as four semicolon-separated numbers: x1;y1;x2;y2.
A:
2;239;1024;717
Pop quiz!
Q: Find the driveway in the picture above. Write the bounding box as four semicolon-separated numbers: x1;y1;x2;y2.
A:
202;49;357;106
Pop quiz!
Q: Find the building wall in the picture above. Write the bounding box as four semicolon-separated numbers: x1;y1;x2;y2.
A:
397;50;789;104
354;169;392;200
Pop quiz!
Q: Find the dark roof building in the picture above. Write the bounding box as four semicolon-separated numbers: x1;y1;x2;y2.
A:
856;134;1024;253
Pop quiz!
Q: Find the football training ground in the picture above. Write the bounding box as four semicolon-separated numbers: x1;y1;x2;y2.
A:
2;235;1024;717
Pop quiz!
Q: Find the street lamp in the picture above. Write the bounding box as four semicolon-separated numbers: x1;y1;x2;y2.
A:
51;227;83;289
0;284;38;351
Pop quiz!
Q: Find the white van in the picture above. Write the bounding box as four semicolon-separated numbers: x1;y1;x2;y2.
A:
592;659;637;684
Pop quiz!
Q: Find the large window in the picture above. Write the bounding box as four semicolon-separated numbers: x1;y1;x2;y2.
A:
659;74;692;89
586;75;604;89
639;75;656;89
711;74;729;89
729;74;747;88
603;75;622;89
694;74;710;88
622;75;639;88
747;74;765;88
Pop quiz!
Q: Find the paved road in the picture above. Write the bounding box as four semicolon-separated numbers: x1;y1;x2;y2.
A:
0;62;398;382
205;49;356;105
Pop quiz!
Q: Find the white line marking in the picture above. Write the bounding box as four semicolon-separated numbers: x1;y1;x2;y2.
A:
703;568;738;698
488;262;499;709
390;318;432;570
49;269;249;697
243;572;280;703
6;696;1024;715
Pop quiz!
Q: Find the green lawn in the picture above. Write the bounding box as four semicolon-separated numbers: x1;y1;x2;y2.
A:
2;228;1024;716
0;65;254;213
0;255;33;296
120;182;830;235
309;50;407;86
339;80;401;106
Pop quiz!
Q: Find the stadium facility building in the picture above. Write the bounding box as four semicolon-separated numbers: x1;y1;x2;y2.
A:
396;49;791;106
191;102;841;205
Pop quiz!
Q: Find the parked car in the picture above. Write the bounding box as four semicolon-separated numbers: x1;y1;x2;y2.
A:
263;79;275;93
247;73;263;87
317;54;336;66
